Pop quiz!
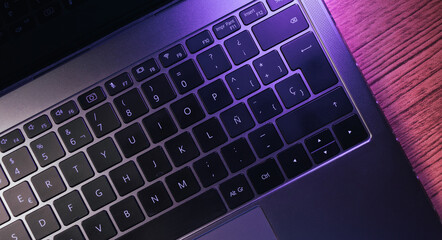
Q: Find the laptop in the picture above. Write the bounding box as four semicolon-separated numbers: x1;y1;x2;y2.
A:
0;0;440;239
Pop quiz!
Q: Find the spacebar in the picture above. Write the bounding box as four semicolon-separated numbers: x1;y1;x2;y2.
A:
118;189;227;240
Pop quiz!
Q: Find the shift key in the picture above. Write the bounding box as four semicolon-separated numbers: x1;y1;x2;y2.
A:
276;88;353;144
252;4;308;50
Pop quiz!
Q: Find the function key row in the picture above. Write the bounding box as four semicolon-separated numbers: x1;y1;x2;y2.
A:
0;1;311;155
104;73;133;96
0;129;24;153
23;115;52;139
51;100;79;124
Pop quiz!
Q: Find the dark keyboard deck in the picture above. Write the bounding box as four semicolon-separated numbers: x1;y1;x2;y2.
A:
0;1;369;239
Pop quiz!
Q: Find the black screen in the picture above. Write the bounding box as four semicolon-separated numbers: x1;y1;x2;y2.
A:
0;0;174;94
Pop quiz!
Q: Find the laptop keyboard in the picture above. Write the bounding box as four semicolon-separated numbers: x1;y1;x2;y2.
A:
0;1;370;239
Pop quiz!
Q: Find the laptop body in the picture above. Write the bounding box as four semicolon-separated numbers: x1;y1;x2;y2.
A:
0;0;440;239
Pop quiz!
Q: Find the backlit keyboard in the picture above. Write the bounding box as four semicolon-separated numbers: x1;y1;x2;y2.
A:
0;1;369;239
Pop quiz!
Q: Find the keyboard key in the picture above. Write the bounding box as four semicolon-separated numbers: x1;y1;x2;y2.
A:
193;118;227;153
78;86;106;110
198;79;233;114
220;174;254;209
170;94;205;129
54;191;89;226
221;138;256;173
240;2;267;25
311;142;340;164
31;167;66;201
31;0;53;9
165;132;200;167
253;50;288;85
137;147;172;181
54;190;89;226
142;108;177;143
3;181;38;216
248;124;283;158
333;115;369;150
2;147;36;182
2;0;28;23
248;88;283;123
132;58;160;81
225;31;259;65
197;45;232;79
58;118;93;152
50;100;79;124
115;123;150;158
59;152;94;187
30;132;65;167
248;158;284;194
276;87;353;144
170;60;204;95
141;74;176;108
0;199;10;225
82;211;116;240
281;32;338;94
138;181;172;217
186;30;214;53
0;220;31;240
225;64;260;99
277;144;312;178
165;167;200;202
86;103;121;137
81;176;116;211
193;153;228;187
0;129;24;153
54;226;85;240
110;196;145;231
114;88;149;123
10;16;35;36
37;3;61;23
275;74;310;108
121;189;226;240
305;129;334;152
220;103;255;137
87;138;122;172
253;4;308;50
213;16;241;39
159;44;187;67
267;0;293;11
0;166;9;190
26;205;60;239
109;161;144;196
105;72;133;96
23;115;52;138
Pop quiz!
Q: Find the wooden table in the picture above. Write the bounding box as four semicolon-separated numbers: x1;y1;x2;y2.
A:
324;0;442;219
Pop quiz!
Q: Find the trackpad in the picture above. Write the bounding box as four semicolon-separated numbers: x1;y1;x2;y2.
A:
196;207;278;240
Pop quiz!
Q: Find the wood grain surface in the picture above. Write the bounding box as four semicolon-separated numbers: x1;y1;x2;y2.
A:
324;0;442;219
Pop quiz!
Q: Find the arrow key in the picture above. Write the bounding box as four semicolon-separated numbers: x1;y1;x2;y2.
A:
277;144;312;179
311;142;340;164
333;114;369;150
305;129;334;152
